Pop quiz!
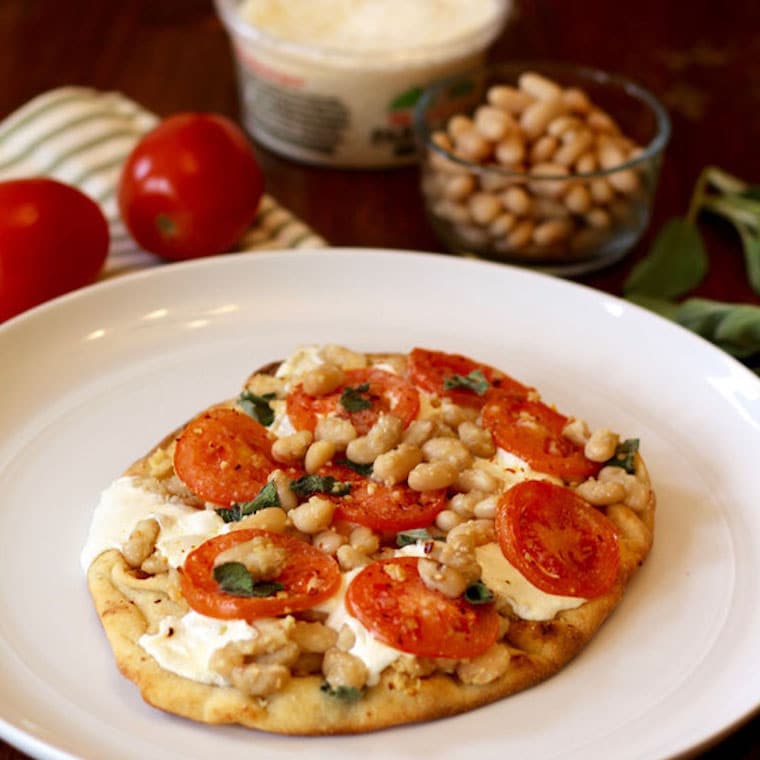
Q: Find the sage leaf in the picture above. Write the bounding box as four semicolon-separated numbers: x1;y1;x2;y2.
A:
319;682;363;702
738;225;760;296
443;369;490;396
339;383;373;412
213;562;285;598
338;458;373;477
464;580;495;605
396;528;434;547
215;481;281;523
213;562;254;596
625;293;680;321
290;474;352;497
624;218;708;299
675;298;760;359
238;390;276;427
605;438;640;474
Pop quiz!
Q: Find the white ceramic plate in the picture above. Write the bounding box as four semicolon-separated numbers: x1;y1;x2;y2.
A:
2;248;760;760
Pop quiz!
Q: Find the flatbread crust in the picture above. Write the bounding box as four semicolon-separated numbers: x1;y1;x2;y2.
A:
84;349;655;735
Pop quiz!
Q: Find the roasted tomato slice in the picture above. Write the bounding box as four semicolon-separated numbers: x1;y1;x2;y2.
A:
408;347;530;408
495;480;620;598
481;391;599;482
345;556;499;659
286;367;419;435
180;529;341;620
173;407;276;506
320;464;446;532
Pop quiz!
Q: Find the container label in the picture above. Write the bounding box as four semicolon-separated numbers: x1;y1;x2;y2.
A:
240;70;350;155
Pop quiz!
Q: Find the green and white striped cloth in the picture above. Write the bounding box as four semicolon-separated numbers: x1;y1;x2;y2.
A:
0;87;326;277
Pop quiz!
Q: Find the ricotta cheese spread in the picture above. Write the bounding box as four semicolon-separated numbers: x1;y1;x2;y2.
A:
238;0;507;53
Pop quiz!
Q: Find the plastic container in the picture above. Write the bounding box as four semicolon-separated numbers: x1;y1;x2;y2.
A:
214;0;512;168
414;62;671;275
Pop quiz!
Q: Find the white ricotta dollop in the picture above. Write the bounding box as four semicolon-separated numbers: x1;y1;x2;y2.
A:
80;477;224;571
139;612;259;686
475;542;585;621
316;569;403;686
238;0;506;53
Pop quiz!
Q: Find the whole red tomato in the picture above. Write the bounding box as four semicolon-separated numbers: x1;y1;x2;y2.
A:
118;113;264;260
0;178;109;323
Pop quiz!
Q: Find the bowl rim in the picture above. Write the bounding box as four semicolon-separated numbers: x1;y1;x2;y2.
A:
214;0;513;68
413;60;672;180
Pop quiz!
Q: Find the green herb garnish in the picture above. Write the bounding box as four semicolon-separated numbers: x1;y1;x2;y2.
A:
213;562;285;598
290;474;352;497
443;369;490;396
464;580;495;605
339;458;373;477
624;167;760;372
215;481;281;523
605;438;640;474
319;682;363;702
396;528;439;547
339;383;373;412
238;390;276;426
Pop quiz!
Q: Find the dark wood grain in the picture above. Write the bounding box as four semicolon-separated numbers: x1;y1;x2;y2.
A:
2;1;760;758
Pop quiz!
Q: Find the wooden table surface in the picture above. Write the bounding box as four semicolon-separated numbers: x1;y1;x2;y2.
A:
1;1;759;758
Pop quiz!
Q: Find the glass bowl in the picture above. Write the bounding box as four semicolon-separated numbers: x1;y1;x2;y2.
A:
413;62;671;275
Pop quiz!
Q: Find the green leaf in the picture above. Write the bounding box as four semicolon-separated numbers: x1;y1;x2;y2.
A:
605;438;640;474
675;298;760;358
290;474;352;497
339;383;372;412
396;528;434;547
213;562;253;596
213;562;285;598
737;224;760;296
215;481;281;523
740;186;760;203
623;218;708;299
338;458;373;477
625;293;681;320
319;682;363;702
238;390;276;427
443;369;490;396
464;580;495;605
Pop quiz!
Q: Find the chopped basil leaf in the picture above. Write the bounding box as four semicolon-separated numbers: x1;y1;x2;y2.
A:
238;390;277;427
339;383;372;412
319;682;363;702
605;438;640;474
213;562;285;598
247;580;287;597
215;481;281;523
443;369;489;396
339;458;373;477
396;528;434;547
290;474;352;497
464;580;495;605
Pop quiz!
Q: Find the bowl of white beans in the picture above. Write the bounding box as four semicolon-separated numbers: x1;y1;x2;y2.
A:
414;62;671;275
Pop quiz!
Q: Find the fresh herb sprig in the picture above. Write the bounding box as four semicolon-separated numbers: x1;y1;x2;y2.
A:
624;167;760;371
443;369;490;396
319;682;363;702
213;562;284;598
238;390;276;426
339;383;373;412
215;481;281;523
290;474;352;497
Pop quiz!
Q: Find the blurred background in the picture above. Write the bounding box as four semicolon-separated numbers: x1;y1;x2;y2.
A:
2;0;759;299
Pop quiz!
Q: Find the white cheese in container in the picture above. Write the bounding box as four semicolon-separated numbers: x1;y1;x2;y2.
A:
214;0;512;167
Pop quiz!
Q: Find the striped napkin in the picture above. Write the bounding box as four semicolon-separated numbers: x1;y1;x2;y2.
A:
0;87;327;277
